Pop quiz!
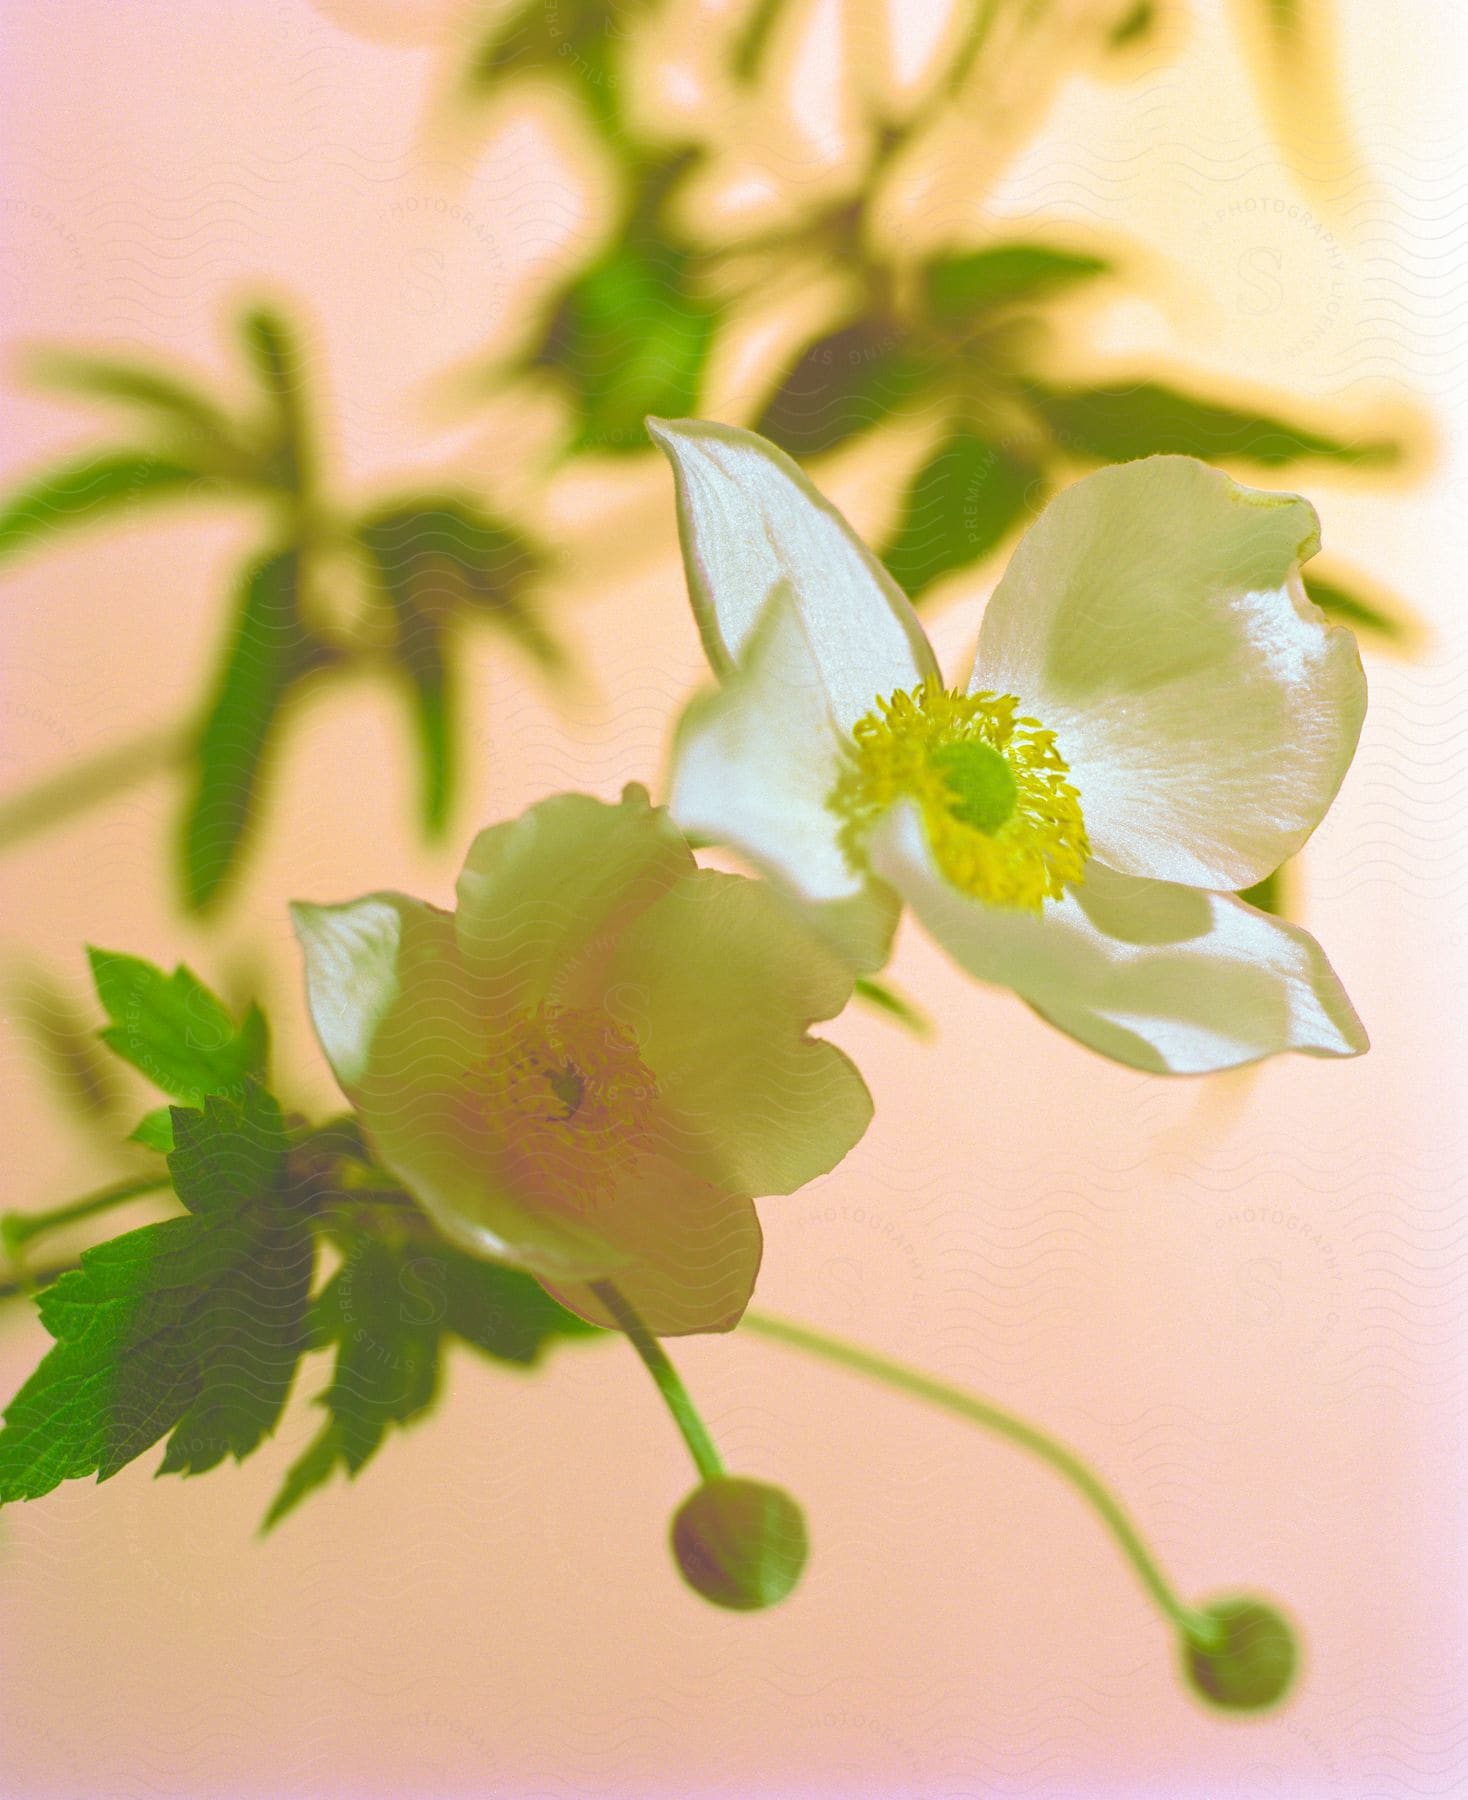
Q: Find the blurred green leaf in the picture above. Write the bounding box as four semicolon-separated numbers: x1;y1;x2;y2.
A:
732;0;784;82
882;427;1040;597
87;946;268;1106
1030;380;1399;467
263;1234;598;1530
924;245;1110;324
180;548;315;912
6;964;130;1126
357;500;551;834
0;452;202;566
537;244;716;453
26;349;252;469
755;321;933;460
466;0;660;130
1108;1;1157;47
1304;561;1418;647
239;307;310;494
853;976;931;1036
0;1086;311;1501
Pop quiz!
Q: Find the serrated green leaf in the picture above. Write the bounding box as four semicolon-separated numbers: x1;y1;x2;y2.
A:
86;946;268;1105
167;1086;288;1219
1030;380;1399;468
180;548;312;911
129;1108;176;1153
443;1249;602;1364
924;244;1110;323
0;452;202;566
539;244;716;453
263;1236;598;1529
755;320;932;460
882;427;1040;597
0;1088;311;1501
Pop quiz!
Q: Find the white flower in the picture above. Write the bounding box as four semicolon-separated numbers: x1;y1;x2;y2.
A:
652;419;1368;1075
292;787;872;1335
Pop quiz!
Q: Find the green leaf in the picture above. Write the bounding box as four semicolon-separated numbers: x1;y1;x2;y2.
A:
1303;561;1419;648
466;0;656;117
882;427;1041;597
754;320;932;460
129;1108;176;1153
356;501;551;835
1029;380;1400;468
263;1235;598;1529
1107;1;1156;48
180;548;312;911
538;244;716;453
238;306;310;494
26;350;254;472
852;976;931;1037
0;1086;311;1501
0;452;201;566
166;1086;288;1218
924;244;1110;324
86;946;268;1105
1239;864;1291;918
732;0;784;81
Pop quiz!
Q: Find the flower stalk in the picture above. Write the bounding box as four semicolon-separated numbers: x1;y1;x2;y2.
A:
741;1308;1225;1650
591;1279;725;1483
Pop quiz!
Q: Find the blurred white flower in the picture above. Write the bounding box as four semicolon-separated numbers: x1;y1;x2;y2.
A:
293;786;871;1334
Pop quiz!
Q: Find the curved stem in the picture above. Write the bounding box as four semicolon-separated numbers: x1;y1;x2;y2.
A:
741;1309;1220;1646
591;1281;725;1484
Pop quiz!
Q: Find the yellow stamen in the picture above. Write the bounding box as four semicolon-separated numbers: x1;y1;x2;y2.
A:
828;677;1088;911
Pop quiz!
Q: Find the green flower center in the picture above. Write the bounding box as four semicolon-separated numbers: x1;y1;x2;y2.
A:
826;677;1089;911
928;740;1019;835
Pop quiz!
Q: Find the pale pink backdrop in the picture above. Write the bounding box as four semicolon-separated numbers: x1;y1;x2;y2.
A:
2;3;1465;1796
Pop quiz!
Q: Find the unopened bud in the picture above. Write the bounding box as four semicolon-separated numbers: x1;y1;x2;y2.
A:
1182;1596;1299;1712
670;1476;808;1612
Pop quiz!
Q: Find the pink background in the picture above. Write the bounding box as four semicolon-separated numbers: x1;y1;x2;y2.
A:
2;2;1465;1794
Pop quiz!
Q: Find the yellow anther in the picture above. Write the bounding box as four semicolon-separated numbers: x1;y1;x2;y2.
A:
827;677;1089;910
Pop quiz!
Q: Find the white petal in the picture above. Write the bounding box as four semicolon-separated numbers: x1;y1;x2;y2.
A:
669;580;901;971
591;867;873;1199
871;805;1367;1074
670;582;851;893
972;457;1366;890
455;787;692;1016
648;416;938;725
290;894;467;1092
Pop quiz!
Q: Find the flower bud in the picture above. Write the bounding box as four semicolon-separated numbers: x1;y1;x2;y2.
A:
1181;1596;1299;1712
670;1476;808;1611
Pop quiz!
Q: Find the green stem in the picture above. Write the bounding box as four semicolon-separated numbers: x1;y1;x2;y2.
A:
591;1281;725;1483
741;1309;1220;1647
2;1173;172;1261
